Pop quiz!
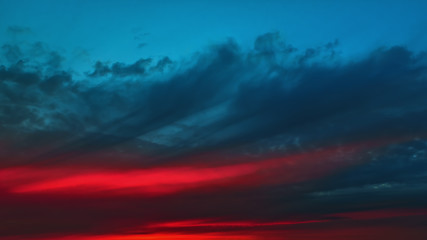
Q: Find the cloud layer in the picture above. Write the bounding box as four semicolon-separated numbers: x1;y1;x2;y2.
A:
1;31;427;239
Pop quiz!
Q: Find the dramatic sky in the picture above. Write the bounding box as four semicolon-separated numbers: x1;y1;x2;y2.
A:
1;1;427;239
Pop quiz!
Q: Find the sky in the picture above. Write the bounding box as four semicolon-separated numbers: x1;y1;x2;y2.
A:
1;0;427;239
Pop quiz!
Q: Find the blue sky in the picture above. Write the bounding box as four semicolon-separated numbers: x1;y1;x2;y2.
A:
2;0;427;72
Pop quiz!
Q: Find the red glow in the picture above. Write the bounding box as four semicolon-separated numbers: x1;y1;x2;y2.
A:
0;142;376;196
3;139;421;239
2;233;257;240
148;219;328;228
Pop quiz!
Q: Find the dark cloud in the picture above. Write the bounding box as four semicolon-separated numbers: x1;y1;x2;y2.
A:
0;62;40;86
46;51;63;69
222;46;426;143
1;33;427;159
88;61;110;77
38;71;72;94
150;56;172;72
88;58;152;77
